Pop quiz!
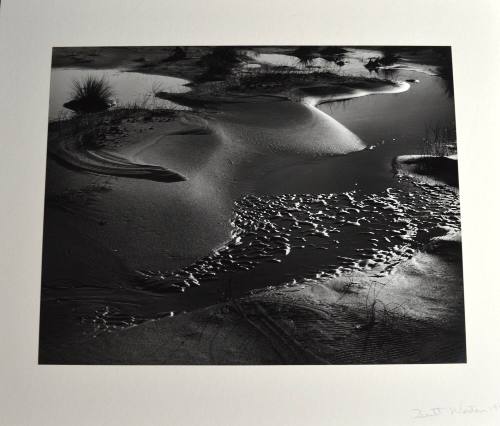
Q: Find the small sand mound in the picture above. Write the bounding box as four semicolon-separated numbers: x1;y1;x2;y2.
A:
213;99;365;155
393;155;458;187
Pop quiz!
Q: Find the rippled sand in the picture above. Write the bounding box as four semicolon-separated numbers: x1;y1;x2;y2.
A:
40;70;462;364
135;177;460;295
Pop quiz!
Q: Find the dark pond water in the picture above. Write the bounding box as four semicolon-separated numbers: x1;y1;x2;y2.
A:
49;68;190;120
256;68;455;195
43;50;458;339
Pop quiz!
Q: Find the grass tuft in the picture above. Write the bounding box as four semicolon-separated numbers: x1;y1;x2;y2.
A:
294;46;318;65
422;123;456;157
64;76;114;113
197;47;249;82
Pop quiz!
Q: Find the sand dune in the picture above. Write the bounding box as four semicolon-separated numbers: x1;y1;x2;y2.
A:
40;47;463;366
48;128;186;182
210;99;365;155
45;80;414;286
156;80;410;157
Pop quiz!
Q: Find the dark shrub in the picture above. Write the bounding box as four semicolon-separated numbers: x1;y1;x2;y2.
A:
197;47;248;81
294;46;318;65
64;76;114;113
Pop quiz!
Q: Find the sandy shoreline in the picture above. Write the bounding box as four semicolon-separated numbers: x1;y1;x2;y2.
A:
40;230;464;364
46;79;404;262
40;47;462;364
393;154;459;188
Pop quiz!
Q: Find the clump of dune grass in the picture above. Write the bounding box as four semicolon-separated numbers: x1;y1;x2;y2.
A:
227;67;388;94
430;47;454;97
379;47;400;65
294;46;318;65
407;122;459;186
64;76;114;113
422;123;457;157
364;48;400;72
294;46;348;65
360;281;408;329
197;47;249;81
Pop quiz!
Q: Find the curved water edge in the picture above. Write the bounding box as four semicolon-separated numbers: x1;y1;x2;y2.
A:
124;70;457;324
393;155;459;188
49;68;191;120
50;79;406;183
155;80;410;158
135;177;460;295
296;80;410;107
247;48;440;79
44;51;458;340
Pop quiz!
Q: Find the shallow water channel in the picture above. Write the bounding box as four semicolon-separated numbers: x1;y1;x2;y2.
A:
43;51;459;338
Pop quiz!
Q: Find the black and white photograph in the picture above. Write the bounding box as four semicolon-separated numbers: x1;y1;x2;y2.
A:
39;45;465;365
3;1;500;425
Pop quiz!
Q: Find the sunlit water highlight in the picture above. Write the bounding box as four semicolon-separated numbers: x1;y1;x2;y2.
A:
44;49;458;337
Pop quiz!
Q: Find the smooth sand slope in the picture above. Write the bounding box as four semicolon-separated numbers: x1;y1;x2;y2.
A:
42;77;463;365
46;81;406;272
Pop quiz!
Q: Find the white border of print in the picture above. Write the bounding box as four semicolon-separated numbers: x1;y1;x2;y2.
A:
1;0;500;425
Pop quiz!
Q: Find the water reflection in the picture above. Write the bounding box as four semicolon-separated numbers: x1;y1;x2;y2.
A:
256;69;456;196
49;68;191;120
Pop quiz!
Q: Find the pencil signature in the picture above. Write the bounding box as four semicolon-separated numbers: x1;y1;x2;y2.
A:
412;403;500;419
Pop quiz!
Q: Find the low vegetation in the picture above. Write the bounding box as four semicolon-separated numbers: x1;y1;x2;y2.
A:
226;67;389;94
364;47;400;71
390;122;459;187
294;46;318;65
49;105;179;143
422;123;457;157
64;76;114;113
197;47;249;82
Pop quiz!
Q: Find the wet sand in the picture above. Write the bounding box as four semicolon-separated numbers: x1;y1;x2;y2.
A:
44;81;408;265
40;232;465;364
40;47;462;363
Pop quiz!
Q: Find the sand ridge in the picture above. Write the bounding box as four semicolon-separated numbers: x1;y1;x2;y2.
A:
40;48;463;364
